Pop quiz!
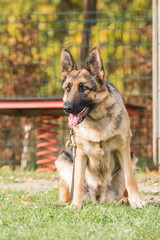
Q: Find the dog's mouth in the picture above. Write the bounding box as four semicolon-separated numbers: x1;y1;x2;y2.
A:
68;107;90;127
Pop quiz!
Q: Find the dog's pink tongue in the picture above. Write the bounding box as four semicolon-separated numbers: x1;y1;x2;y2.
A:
69;114;81;127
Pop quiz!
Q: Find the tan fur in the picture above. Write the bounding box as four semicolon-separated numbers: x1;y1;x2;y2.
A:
58;177;70;203
56;47;144;209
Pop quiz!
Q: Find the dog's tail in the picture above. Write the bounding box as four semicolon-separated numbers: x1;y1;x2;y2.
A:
55;150;73;203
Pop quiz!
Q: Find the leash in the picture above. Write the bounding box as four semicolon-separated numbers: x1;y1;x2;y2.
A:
66;127;77;202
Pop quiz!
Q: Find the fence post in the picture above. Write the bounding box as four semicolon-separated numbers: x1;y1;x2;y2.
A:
158;0;160;170
152;0;159;166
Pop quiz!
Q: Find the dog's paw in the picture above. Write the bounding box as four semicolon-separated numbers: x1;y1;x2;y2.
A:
129;195;145;209
69;203;82;210
118;197;129;205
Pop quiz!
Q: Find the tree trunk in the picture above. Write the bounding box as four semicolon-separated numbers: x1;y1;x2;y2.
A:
80;0;97;65
21;124;31;170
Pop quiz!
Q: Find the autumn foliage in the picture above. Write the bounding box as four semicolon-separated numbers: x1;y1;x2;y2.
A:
0;8;152;167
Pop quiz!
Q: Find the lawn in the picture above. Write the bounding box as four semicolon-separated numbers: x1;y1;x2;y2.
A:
0;170;160;240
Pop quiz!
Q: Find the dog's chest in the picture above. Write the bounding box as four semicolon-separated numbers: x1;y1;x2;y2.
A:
75;120;116;142
88;141;104;160
84;141;115;188
80;135;121;159
78;138;120;188
84;140;114;173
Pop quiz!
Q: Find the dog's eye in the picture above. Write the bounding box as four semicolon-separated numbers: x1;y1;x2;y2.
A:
79;83;88;92
66;84;71;93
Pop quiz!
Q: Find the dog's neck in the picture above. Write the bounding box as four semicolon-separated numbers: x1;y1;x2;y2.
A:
87;94;115;121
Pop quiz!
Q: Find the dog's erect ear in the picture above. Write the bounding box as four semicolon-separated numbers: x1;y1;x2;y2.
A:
60;48;77;82
85;47;105;83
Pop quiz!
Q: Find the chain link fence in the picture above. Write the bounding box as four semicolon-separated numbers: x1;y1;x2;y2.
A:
0;10;152;168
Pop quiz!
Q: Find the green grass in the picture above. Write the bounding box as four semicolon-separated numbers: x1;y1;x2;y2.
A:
0;170;160;240
135;171;160;183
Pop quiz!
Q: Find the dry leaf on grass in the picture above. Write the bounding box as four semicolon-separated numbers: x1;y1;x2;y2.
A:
19;192;31;205
20;199;31;206
23;177;34;182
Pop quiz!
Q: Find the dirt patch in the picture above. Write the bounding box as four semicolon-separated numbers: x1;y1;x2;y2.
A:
0;178;58;192
137;174;160;204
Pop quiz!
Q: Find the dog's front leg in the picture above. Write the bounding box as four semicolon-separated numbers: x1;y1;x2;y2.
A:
71;147;87;209
118;145;144;208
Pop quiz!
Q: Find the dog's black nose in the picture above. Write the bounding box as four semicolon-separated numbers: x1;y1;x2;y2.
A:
63;102;73;114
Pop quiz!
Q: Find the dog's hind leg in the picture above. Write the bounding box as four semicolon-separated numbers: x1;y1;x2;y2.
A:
55;150;73;203
103;170;126;203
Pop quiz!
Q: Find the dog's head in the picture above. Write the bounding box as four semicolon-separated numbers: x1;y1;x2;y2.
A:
60;47;108;127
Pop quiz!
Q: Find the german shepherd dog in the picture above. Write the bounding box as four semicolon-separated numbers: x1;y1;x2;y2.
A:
55;47;144;209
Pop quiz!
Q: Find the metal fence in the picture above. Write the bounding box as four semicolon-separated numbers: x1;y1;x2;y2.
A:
0;10;152;168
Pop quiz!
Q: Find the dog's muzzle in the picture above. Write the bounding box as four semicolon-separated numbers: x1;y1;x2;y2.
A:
68;107;90;127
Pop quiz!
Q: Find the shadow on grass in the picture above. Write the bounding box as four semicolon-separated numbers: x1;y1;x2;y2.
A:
146;201;160;207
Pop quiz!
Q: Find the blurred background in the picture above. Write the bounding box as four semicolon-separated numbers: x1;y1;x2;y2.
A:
0;0;153;171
